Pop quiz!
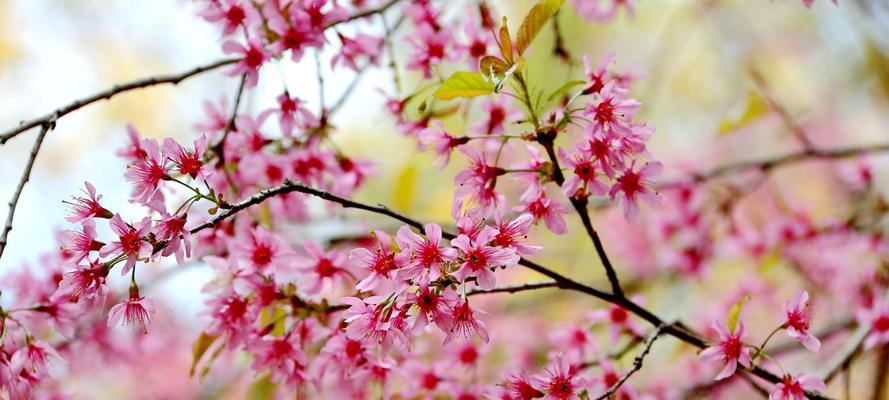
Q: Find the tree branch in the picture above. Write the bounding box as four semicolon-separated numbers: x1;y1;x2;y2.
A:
0;123;53;260
179;178;829;398
594;323;668;400
0;58;236;144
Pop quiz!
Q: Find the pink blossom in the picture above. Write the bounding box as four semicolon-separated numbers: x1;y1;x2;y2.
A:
107;288;159;334
222;38;267;88
249;334;309;387
231;227;295;275
271;91;317;136
858;299;889;349
508;370;545;400
265;3;324;62
443;298;489;344
418;123;468;168
194;97;229;134
116;124;148;161
451;228;519;290
351;231;405;292
9;340;61;377
99;214;153;275
123;138;169;205
406;24;454;79
197;0;259;36
332;33;383;71
64;181;111;223
293;240;350;294
406;284;454;331
559;147;609;198
517;188;569;235
769;374;826;400
60;219;101;263
162;135;209;181
784;291;821;351
532;355;590;400
609;161;662;219
53;259;108;305
584;81;640;135
490;213;544;254
153;212;191;265
699;320;752;381
395;223;458;282
471;96;522;136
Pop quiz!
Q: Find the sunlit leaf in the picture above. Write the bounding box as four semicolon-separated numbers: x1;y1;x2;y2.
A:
717;90;768;135
433;71;495;100
515;0;566;56
726;294;752;333
249;374;276;400
189;331;218;377
480;56;509;78
499;17;513;64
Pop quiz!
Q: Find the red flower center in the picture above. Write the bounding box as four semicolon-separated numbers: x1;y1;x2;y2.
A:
874;314;889;332
252;244;273;266
225;6;245;26
548;375;574;398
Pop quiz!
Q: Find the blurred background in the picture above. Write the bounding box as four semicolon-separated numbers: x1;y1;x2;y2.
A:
2;0;889;398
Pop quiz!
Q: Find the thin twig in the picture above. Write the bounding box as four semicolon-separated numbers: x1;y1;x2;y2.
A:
178;178;822;397
594;324;668;400
466;281;558;296
325;0;403;28
0;59;235;144
0;123;53;260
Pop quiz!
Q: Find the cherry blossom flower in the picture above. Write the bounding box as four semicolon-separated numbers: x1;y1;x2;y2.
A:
153;212;191;265
406;284;454;331
53;259;108;305
407;24;454;78
9;340;61;377
293;240;350;294
222;38;267;88
768;374;826;400
517;188;569;235
471;96;522;136
265;3;324;62
444;298;489;344
271;91;317;136
532;355;590;400
351;231;405;292
99;215;152;275
395;223;458;282
123;138;169;205
64;181;111;223
784;291;820;351
507;370;545;400
858;299;889;349
418;123;469;168
231;227;295;275
61;219;101;263
194;97;229;134
451;228;519;290
609;161;662;219
162;136;209;181
197;0;259;36
699;320;752;381
249;333;309;387
559;147;610;198
584;82;640;136
107;287;159;334
490;213;543;254
332;33;383;71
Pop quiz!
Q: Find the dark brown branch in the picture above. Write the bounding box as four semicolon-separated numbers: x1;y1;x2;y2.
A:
181;178;827;398
467;280;558;296
0;123;53;260
594;324;667;400
536;130;625;298
0;58;236;144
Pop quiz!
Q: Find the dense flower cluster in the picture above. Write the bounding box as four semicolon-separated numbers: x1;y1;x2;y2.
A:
0;0;869;399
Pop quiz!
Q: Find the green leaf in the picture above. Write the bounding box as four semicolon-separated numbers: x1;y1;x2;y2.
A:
515;0;566;56
433;71;495;100
717;90;768;135
248;374;276;400
189;331;218;377
547;80;586;102
726;294;752;333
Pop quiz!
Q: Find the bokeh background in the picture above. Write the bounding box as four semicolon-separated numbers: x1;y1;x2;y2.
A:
2;0;889;398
